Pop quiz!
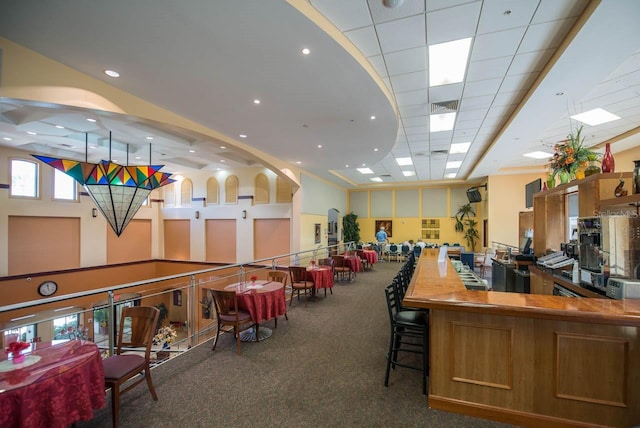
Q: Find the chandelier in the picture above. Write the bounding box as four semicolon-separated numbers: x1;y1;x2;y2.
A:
33;154;174;237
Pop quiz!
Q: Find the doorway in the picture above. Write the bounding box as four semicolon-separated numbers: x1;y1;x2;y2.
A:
328;208;339;256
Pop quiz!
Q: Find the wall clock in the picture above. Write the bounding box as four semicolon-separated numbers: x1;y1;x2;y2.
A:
38;280;58;296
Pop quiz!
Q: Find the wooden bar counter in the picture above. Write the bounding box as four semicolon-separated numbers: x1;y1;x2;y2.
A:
403;249;640;428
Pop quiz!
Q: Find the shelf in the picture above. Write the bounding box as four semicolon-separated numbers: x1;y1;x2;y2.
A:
599;193;640;208
534;172;632;199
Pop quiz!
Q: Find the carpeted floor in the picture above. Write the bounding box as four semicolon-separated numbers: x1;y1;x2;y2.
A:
80;260;511;427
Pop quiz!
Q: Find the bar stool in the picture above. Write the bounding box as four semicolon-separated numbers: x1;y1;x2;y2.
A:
384;284;429;395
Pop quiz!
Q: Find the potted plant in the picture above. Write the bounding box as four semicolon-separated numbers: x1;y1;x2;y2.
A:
454;203;479;251
154;303;169;331
94;308;109;335
342;212;360;244
550;125;597;181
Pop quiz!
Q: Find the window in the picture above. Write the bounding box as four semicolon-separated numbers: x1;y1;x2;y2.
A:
53;169;77;200
53;314;81;340
10;159;38;198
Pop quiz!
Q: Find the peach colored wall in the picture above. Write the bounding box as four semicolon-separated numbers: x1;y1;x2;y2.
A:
205;219;237;263
254;218;291;264
164;219;191;260
8;216;81;275
107;219;152;264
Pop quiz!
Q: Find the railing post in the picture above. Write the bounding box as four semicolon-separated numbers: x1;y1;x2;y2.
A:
189;275;196;347
107;290;115;356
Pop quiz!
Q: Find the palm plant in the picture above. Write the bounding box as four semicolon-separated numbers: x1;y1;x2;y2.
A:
342;212;360;244
454;203;479;251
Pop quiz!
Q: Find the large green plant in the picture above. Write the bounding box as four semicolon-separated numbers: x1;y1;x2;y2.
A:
342;212;360;244
454;203;479;251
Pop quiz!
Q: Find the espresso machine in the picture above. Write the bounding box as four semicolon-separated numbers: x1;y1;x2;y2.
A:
578;216;640;292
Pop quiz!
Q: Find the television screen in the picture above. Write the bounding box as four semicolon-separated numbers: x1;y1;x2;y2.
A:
520;237;532;254
466;188;482;203
525;178;541;208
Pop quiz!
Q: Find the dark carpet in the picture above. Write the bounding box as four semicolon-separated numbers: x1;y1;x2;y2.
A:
79;260;512;428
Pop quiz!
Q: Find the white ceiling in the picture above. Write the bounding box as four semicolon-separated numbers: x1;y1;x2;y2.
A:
0;0;639;188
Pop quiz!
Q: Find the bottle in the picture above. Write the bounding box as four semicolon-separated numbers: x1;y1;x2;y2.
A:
572;260;579;284
601;143;615;173
634;160;640;194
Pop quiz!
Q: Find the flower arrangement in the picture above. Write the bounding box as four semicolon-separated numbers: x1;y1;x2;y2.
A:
153;325;177;348
6;341;30;356
549;125;597;177
250;275;257;283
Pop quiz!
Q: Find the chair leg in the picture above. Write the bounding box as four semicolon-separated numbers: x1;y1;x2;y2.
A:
255;324;260;343
144;365;158;400
235;326;242;355
384;329;396;387
110;382;120;428
212;321;221;351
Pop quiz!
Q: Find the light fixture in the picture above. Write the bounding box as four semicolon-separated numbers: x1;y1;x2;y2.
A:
383;0;404;8
104;69;120;78
195;211;200;219
430;112;456;132
429;38;472;87
449;142;471;154
446;161;462;169
370;177;383;182
523;151;553;159
571;108;621;126
357;167;374;174
92;208;98;218
301;48;310;55
242;210;247;219
396;157;413;166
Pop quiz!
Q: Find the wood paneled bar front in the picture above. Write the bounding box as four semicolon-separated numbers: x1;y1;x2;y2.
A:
403;248;640;428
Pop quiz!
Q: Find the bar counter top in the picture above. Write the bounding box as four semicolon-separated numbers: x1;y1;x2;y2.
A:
403;248;640;327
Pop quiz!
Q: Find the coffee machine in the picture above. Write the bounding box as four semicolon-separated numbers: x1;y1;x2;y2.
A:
578;216;640;291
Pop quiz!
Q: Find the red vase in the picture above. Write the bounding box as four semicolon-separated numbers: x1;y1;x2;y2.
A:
602;143;615;173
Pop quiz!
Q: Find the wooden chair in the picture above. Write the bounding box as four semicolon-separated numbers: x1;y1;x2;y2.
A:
288;266;315;307
356;250;370;271
267;270;289;326
211;289;258;355
332;255;353;282
103;306;160;428
474;248;488;272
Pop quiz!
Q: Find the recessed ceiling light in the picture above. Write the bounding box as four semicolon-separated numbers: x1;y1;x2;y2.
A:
449;142;470;154
301;48;310;55
444;172;457;179
370;177;383;182
86;118;96;123
220;160;225;163
189;150;195;153
89;145;97;149
104;69;120;78
253;99;261;104
345;164;349;167
55;125;65;129
357;167;374;174
523;151;553;159
27;131;37;135
239;134;247;138
3;137;12;141
135;156;141;159
429;37;472;87
317;145;322;148
220;146;226;149
374;148;378;152
146;136;154;140
296;161;302;164
430;112;456;132
396;157;413;166
370;115;376;120
446;161;462;169
403;171;416;177
571;108;621;126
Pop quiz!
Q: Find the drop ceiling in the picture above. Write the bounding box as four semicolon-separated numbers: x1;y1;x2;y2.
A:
0;0;639;188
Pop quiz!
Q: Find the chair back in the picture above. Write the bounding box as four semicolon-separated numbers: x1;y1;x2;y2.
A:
389;244;398;253
413;246;422;257
331;255;346;267
318;257;333;267
384;284;400;321
116;306;160;359
267;270;288;286
289;266;308;284
401;245;410;255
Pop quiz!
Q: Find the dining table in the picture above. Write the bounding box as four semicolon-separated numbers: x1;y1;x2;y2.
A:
0;340;105;428
224;280;287;342
343;254;363;274
306;265;334;296
362;249;379;265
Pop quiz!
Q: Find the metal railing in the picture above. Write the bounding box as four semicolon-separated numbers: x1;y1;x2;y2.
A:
0;242;354;362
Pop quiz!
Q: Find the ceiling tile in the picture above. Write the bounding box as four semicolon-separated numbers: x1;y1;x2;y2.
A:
399;104;430;118
532;0;587;24
426;1;481;45
384;45;427;76
471;27;527;62
367;0;424;24
476;0;538;35
367;54;388;77
463;77;503;98
401;115;429;127
519;19;575;54
310;0;372;31
376;14;425;53
395;88;427;107
466;56;512;82
507;49;554;75
428;83;463;103
390;70;428;93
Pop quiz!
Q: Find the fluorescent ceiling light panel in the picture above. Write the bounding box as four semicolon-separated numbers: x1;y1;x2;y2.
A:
444;172;457;179
523;150;553;159
570;108;620;126
446;161;462;169
357;167;374;174
429;38;472;87
430;112;456;132
395;157;413;166
402;171;415;176
449;142;470;154
370;177;383;182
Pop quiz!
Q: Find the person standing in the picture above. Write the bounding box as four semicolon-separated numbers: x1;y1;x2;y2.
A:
376;226;388;260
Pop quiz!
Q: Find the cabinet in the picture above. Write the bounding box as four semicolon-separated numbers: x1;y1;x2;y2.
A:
530;267;553;295
492;259;516;292
533;172;633;255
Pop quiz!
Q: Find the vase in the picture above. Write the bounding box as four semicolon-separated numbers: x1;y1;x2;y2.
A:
602;143;615;173
584;160;600;177
12;353;25;364
558;170;570;184
634;160;640;194
546;174;555;189
574;162;587;180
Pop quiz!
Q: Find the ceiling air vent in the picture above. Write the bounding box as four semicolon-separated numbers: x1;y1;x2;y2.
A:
430;149;448;156
380;174;391;177
430;100;459;114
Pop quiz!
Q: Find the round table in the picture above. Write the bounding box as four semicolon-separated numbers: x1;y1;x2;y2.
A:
225;280;287;342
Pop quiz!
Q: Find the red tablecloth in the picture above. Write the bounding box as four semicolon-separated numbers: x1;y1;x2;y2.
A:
226;281;287;324
362;250;378;264
306;266;334;290
343;255;363;273
0;340;105;428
